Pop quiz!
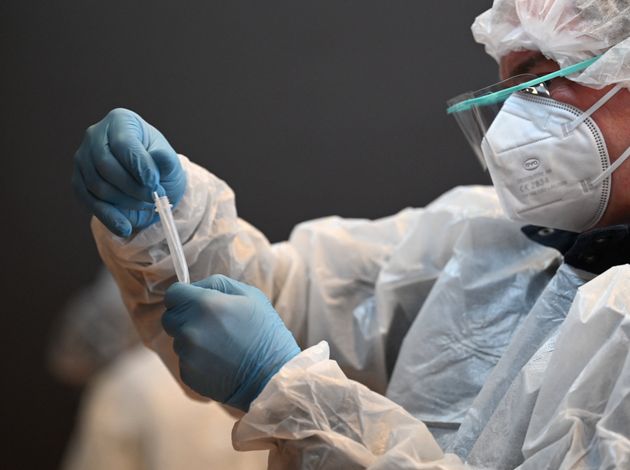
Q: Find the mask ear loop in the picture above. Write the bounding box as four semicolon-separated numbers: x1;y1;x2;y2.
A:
591;145;630;187
562;84;624;135
572;83;630;188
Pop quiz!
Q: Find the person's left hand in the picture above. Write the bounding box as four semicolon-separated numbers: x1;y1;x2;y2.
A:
162;275;301;411
72;108;186;237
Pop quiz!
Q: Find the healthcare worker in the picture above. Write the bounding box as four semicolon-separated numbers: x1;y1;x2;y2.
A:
73;1;630;468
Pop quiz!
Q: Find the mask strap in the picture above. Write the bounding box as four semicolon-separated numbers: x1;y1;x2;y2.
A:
563;84;624;135
591;145;630;187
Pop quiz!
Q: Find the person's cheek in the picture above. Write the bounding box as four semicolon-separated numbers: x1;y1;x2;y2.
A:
550;80;618;113
549;78;582;107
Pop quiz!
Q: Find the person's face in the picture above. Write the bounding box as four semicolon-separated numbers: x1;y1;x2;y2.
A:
500;50;630;228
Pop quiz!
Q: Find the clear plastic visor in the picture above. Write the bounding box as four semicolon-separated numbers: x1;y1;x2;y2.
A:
446;56;599;169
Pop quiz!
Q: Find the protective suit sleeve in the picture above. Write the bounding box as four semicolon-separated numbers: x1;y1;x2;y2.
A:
233;341;466;469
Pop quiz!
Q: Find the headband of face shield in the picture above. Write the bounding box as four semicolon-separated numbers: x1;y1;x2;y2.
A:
447;57;630;232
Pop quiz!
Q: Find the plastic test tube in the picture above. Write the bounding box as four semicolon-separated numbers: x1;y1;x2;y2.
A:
153;192;190;284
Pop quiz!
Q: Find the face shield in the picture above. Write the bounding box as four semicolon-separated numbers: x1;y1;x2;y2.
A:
446;55;630;232
446;56;599;170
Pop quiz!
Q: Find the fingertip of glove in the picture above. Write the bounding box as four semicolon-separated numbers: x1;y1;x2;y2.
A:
165;281;196;307
117;221;132;238
101;211;131;238
165;280;185;295
191;274;242;295
142;168;159;189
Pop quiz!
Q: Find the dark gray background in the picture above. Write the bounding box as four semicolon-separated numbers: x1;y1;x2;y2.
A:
2;1;496;467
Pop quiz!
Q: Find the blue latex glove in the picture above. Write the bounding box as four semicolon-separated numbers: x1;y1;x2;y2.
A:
162;275;301;411
72;108;186;237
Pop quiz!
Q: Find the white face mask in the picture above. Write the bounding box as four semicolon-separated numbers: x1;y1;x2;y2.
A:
482;85;629;232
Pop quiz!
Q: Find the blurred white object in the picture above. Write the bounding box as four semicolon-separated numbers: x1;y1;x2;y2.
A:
48;269;138;385
61;347;268;470
473;0;630;88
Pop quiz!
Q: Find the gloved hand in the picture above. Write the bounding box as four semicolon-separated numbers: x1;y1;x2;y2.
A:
72;108;186;237
162;275;301;411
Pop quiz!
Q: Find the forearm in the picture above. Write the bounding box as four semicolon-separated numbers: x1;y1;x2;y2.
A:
92;156;300;391
234;342;466;470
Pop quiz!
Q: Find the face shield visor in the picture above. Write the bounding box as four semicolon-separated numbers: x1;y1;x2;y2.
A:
446;55;630;232
446;56;599;170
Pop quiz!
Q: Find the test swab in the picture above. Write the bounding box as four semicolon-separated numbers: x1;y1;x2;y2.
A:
153;192;190;284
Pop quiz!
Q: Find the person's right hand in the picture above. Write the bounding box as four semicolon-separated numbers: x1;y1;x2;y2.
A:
72;108;187;237
162;275;301;411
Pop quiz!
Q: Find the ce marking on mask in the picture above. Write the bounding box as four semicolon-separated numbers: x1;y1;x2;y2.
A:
517;169;555;196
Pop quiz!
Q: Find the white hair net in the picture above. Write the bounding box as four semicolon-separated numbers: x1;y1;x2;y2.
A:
472;0;630;88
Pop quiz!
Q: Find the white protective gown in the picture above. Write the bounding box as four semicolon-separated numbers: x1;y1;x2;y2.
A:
93;156;630;469
61;346;268;470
